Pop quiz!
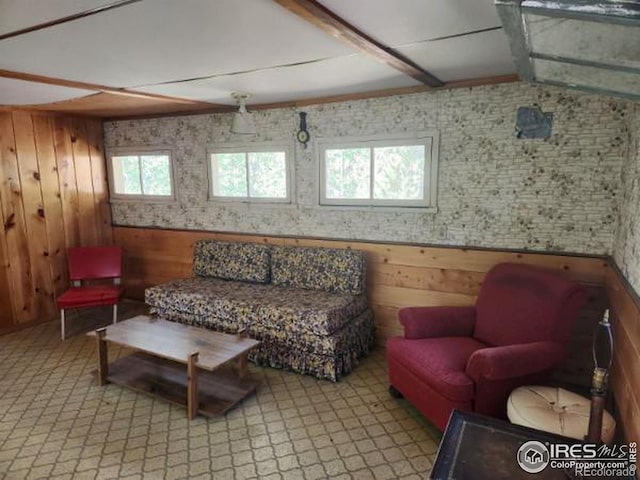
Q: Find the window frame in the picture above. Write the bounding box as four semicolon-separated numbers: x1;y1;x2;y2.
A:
318;133;439;209
106;146;176;202
207;141;294;204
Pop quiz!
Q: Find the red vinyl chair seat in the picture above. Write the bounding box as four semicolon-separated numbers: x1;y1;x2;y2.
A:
57;285;123;310
57;246;123;340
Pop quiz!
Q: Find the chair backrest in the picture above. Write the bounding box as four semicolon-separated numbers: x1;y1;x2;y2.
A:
68;246;123;281
474;263;587;347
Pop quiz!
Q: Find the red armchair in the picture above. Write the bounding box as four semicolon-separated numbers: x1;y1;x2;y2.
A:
56;246;123;340
386;263;587;431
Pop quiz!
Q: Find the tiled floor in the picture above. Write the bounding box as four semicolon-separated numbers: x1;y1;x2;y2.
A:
0;306;441;480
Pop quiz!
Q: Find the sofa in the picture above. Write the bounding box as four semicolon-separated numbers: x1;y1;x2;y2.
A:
145;240;375;381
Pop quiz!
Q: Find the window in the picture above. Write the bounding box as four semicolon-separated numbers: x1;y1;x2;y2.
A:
107;147;174;201
208;143;292;203
319;134;439;208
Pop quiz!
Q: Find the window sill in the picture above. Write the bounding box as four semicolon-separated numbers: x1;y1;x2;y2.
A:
208;198;296;208
109;197;176;204
315;204;439;214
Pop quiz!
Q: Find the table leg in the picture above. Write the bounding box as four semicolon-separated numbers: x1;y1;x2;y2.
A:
96;328;108;386
237;354;248;379
187;352;199;420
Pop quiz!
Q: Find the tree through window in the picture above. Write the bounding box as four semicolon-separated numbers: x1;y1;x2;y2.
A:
209;143;291;203
319;134;438;208
108;148;174;200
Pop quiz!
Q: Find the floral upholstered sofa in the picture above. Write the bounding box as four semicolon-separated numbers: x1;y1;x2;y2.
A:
145;240;375;381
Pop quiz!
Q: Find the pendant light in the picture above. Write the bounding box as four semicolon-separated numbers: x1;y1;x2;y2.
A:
230;92;256;135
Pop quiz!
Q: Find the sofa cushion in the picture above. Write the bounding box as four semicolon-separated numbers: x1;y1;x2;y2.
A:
386;336;487;403
271;246;366;295
193;240;270;283
145;276;368;336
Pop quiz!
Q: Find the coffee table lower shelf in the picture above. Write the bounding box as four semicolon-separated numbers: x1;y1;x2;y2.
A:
98;352;260;417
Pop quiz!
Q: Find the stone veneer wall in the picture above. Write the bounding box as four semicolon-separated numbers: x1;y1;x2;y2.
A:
613;104;640;293
104;82;630;255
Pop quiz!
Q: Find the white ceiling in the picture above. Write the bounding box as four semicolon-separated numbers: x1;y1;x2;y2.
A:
0;0;516;110
0;0;353;87
0;0;115;35
398;29;515;82
320;0;502;46
136;55;422;104
0;77;94;104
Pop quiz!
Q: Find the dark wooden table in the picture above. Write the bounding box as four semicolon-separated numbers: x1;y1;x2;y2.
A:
431;410;634;480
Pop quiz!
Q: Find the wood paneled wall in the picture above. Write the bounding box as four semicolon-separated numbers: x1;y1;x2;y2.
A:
606;266;640;445
113;226;608;385
0;111;112;332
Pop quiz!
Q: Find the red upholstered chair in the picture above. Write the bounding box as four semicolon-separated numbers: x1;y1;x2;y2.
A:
386;263;588;431
56;246;123;340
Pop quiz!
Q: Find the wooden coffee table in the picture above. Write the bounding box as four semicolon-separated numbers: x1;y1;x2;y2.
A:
87;315;261;420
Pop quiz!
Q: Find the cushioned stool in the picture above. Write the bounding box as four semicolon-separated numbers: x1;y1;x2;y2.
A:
507;386;616;443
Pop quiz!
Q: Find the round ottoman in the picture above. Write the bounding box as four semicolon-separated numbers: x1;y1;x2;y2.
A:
507;386;616;444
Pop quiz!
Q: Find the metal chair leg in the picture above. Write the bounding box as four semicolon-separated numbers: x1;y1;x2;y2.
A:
61;309;66;340
112;304;118;325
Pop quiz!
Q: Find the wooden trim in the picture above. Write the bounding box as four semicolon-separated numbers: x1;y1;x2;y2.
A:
252;74;520;111
605;259;640;446
608;260;640;307
106;74;520;121
110;224;606;260
272;0;443;87
0;105;96;117
0;69;222;106
0;315;55;336
0;0;143;41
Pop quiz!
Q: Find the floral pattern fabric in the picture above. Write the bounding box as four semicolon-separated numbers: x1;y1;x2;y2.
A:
145;277;368;336
193;240;271;283
271;246;366;295
148;306;375;381
146;241;374;381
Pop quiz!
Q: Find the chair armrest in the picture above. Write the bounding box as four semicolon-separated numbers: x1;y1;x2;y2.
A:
399;306;476;339
466;341;565;382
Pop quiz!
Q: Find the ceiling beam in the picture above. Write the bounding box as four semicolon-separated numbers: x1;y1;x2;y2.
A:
272;0;444;87
0;0;143;41
254;74;519;110
0;69;223;106
106;74;519;121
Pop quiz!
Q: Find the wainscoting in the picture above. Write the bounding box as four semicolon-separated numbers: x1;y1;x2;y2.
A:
0;112;112;332
118;225;640;442
113;226;608;387
606;265;640;445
